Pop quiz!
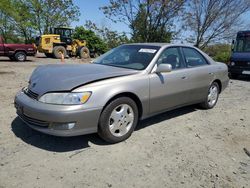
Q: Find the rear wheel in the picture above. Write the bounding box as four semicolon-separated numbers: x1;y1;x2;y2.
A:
79;47;90;59
98;97;138;143
15;51;26;62
200;82;219;109
53;46;67;59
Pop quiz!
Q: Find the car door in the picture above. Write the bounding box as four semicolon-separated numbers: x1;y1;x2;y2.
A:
149;47;191;114
180;47;214;103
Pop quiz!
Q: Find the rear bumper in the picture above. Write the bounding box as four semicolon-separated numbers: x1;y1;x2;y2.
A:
14;90;102;136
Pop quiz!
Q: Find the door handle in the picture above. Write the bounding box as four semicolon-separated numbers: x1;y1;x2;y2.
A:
209;72;214;75
181;76;187;79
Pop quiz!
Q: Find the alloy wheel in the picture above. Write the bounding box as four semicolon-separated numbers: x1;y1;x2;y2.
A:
108;104;135;137
17;54;25;61
208;84;218;107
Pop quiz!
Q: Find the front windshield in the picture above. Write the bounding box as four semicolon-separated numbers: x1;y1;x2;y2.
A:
93;45;160;70
235;36;250;52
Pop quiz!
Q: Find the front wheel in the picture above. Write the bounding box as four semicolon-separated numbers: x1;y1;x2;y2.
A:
15;52;26;62
200;82;220;109
53;46;67;59
98;97;139;143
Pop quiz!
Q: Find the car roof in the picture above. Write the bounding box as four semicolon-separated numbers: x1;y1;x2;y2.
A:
125;43;195;48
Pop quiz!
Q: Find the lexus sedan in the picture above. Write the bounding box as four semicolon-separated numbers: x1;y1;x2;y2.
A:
14;44;229;143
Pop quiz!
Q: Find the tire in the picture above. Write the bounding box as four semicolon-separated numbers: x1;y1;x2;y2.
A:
229;73;238;79
200;82;220;109
98;97;139;143
79;47;90;59
45;53;54;58
53;46;67;59
14;51;26;62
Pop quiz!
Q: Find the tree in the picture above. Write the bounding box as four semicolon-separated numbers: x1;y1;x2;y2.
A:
130;3;173;42
73;26;108;54
85;20;130;49
100;0;185;42
0;0;22;43
1;0;42;43
20;0;80;35
204;44;231;63
27;0;80;35
13;1;34;43
184;0;250;49
0;0;80;43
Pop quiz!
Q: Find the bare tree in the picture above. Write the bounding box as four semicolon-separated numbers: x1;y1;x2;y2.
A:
100;0;185;42
184;0;250;49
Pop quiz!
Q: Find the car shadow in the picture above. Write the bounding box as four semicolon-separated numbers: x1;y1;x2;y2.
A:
0;59;34;62
35;56;73;59
11;105;197;152
36;56;59;59
136;105;197;131
11;117;106;152
230;75;250;82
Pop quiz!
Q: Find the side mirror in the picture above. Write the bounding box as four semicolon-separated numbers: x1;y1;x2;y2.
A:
155;64;172;73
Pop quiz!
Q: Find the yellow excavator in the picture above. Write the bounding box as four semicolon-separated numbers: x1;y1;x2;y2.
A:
36;27;90;59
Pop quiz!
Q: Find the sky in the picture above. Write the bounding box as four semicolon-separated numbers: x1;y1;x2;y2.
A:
72;0;250;41
72;0;130;33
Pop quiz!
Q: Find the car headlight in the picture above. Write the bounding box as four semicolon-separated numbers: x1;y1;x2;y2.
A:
230;62;235;66
39;92;91;105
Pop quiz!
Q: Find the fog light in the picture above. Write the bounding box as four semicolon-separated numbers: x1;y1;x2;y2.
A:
231;62;235;66
52;122;76;130
67;123;75;129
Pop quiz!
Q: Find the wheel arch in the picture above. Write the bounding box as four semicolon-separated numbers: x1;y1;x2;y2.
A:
212;79;222;93
14;50;27;55
102;92;143;119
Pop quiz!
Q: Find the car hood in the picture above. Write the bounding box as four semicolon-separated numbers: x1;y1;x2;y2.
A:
29;63;138;96
231;52;250;61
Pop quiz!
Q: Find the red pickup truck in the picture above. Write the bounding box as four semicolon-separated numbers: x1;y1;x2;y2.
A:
0;36;36;62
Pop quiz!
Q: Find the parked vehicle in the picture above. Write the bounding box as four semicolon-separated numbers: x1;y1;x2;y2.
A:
0;36;36;61
229;31;250;78
36;27;90;59
14;44;229;143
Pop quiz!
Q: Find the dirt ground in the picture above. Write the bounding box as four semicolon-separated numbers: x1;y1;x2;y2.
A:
0;54;249;188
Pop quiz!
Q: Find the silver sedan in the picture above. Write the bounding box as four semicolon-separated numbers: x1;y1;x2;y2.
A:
14;44;229;143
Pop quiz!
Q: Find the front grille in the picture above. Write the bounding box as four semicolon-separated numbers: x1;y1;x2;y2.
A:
25;89;39;100
18;113;49;128
235;61;250;67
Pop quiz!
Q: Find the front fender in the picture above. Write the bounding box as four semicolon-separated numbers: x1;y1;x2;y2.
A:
74;73;150;118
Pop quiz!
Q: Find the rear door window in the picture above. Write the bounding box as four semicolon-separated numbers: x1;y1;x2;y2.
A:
182;48;208;67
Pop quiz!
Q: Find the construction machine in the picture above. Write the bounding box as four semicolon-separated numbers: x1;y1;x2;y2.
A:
36;27;90;59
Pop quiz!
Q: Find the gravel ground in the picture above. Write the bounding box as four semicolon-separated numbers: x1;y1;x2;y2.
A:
0;54;249;188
